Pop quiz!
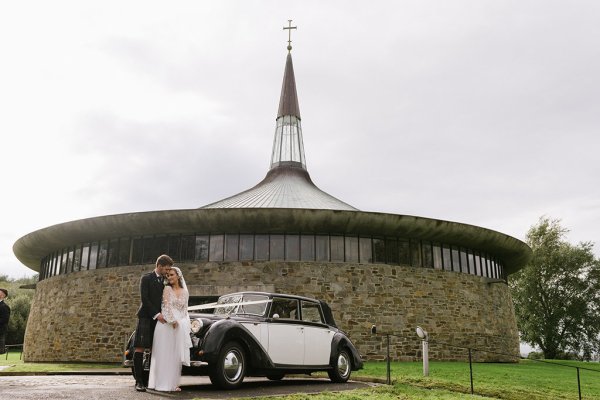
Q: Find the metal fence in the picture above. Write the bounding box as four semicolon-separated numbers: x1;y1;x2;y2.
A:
3;344;23;360
371;328;599;400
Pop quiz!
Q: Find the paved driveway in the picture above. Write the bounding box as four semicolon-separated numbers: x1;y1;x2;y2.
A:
0;375;371;399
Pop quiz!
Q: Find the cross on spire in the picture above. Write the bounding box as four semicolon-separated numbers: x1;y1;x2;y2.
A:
283;19;297;53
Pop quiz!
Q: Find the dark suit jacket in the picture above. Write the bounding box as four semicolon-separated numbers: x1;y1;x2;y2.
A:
136;272;164;319
0;301;10;333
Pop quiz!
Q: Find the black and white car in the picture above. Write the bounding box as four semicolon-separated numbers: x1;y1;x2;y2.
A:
124;292;363;389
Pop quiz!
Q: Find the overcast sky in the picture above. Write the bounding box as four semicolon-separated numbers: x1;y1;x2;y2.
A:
1;1;599;279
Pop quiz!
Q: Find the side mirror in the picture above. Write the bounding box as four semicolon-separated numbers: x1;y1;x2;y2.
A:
371;324;377;334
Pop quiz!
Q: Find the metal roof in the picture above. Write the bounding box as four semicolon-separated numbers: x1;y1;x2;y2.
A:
202;167;358;210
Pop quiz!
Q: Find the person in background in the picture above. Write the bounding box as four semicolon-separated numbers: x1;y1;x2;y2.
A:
0;288;10;354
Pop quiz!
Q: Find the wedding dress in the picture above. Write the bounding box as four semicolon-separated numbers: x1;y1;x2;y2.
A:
147;285;192;391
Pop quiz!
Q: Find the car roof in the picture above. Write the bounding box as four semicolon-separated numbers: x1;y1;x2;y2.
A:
218;291;338;327
219;291;321;303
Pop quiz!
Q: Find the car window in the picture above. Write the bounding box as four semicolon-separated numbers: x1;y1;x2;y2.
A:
270;297;300;320
238;294;270;316
301;300;324;323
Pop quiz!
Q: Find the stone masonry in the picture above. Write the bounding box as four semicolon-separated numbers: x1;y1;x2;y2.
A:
23;261;519;363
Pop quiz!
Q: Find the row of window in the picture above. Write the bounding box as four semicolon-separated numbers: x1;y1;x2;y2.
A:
39;233;506;281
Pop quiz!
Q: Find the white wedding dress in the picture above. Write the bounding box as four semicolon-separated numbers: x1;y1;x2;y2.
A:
148;286;192;391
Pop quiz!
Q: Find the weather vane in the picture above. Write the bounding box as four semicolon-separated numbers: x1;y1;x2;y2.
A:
283;19;297;53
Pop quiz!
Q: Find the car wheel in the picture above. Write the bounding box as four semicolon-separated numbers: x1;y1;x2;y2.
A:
209;341;246;389
327;348;352;383
266;373;285;381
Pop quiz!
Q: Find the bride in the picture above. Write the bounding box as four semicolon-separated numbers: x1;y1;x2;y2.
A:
147;266;192;392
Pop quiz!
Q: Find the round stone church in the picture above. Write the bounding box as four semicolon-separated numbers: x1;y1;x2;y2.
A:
14;38;530;363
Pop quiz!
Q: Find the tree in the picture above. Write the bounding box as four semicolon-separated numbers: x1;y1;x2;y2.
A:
509;217;600;360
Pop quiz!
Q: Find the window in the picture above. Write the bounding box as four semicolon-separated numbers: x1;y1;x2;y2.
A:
194;235;209;261
270;234;284;261
398;240;410;265
422;241;433;268
107;239;119;267
142;237;155;264
433;243;442;269
410;239;421;267
315;235;329;262
89;242;99;270
73;246;82;271
474;252;481;276
359;237;372;263
168;235;181;260
345;236;359;263
451;246;460;272
330;236;344;262
181;235;195;262
224;234;239;261
301;301;323;323
373;237;385;263
81;245;90;270
386;238;399;264
270;297;299;320
300;235;315;261
239;234;254;260
460;248;468;274
118;238;131;266
442;245;451;270
285;234;299;261
154;236;169;260
66;248;74;273
131;237;143;264
209;234;224;262
467;250;475;275
255;235;269;261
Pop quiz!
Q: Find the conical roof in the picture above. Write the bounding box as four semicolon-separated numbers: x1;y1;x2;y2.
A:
202;49;357;211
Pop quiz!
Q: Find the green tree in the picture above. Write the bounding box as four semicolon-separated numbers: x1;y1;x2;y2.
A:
510;217;600;360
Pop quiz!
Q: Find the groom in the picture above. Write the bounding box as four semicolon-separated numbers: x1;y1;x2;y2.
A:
133;254;174;392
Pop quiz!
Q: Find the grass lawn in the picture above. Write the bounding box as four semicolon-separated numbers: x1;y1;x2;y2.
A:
0;351;122;373
2;353;599;399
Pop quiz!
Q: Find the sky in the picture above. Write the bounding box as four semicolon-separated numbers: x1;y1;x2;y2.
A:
1;0;599;281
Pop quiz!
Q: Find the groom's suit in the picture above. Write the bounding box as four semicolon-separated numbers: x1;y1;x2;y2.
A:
134;271;165;349
137;272;164;320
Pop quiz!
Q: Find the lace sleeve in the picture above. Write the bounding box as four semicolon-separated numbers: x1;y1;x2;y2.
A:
162;286;175;324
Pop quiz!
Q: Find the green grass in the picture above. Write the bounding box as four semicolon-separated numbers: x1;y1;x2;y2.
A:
0;351;122;373
2;354;599;399
227;360;600;400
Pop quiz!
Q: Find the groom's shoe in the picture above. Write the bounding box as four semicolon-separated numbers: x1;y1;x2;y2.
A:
133;352;146;392
135;382;146;392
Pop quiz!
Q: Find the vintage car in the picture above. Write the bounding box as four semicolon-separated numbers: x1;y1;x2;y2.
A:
124;291;363;389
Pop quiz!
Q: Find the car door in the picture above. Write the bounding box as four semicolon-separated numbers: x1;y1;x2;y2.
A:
300;300;334;366
267;297;304;365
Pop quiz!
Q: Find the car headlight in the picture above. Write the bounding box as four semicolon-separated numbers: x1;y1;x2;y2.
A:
190;318;203;334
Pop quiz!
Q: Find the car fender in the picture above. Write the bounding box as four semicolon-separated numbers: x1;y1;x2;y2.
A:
201;319;273;369
330;332;364;370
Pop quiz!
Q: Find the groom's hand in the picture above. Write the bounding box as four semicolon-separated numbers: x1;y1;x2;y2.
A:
157;313;166;324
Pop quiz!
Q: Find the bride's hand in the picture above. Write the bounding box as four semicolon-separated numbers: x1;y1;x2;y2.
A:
172;321;178;329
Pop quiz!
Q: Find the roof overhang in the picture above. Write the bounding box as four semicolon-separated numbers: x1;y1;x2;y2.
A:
13;208;531;274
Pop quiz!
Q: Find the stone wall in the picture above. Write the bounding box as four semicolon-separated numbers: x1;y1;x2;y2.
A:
23;262;519;363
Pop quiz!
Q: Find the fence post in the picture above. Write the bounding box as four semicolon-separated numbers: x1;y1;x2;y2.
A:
468;348;474;395
386;334;391;385
576;367;581;400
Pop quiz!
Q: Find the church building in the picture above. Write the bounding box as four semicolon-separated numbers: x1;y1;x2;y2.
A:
14;26;531;363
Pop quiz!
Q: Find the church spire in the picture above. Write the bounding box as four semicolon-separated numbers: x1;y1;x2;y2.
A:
270;20;306;170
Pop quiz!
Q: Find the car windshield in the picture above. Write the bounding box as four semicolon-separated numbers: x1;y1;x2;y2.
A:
214;294;270;316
